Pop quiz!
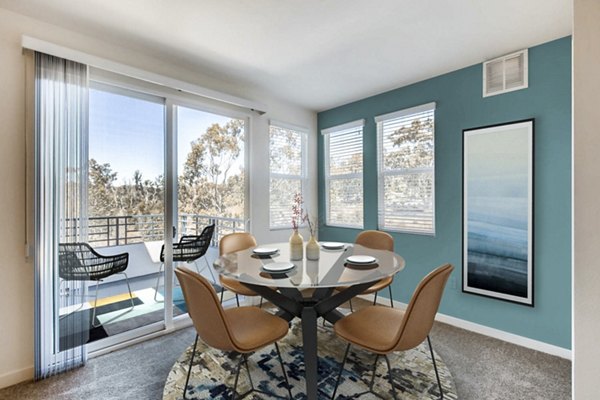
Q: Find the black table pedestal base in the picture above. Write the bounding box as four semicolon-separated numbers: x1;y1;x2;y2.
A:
243;281;376;400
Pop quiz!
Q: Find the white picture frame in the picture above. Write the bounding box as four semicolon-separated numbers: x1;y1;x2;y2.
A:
462;119;534;306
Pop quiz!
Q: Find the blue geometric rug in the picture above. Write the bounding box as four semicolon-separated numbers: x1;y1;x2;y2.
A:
163;319;458;399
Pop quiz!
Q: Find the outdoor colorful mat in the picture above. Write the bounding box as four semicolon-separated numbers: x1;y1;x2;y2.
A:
163;319;458;399
59;287;185;349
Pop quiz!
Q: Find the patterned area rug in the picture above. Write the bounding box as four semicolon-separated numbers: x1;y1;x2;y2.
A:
163;320;458;399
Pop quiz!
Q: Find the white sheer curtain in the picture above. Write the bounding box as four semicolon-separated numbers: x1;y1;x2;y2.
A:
34;51;89;379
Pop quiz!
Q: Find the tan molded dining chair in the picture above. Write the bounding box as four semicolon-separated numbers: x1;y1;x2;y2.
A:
331;264;454;400
218;232;262;307
174;267;293;399
340;230;396;311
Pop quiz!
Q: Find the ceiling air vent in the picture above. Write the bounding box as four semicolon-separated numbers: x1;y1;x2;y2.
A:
483;49;528;97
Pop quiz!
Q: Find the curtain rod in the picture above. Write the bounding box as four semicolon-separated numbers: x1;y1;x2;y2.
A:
22;35;267;115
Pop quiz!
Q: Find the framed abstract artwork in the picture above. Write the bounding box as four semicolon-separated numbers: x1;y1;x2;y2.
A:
462;119;534;306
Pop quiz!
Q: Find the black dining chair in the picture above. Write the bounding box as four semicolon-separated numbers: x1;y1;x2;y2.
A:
58;242;133;327
154;223;215;301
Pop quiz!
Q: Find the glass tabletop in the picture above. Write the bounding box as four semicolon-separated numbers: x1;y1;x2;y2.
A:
213;242;405;289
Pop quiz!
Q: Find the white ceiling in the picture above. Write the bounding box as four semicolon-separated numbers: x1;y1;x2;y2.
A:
0;0;572;111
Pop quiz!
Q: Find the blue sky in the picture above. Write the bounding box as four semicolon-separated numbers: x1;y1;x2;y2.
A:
89;88;239;184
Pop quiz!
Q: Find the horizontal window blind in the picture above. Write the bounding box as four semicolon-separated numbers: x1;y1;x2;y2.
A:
269;123;306;229
377;104;435;234
323;121;364;228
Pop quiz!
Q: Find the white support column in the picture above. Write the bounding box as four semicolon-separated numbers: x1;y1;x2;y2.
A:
573;0;600;398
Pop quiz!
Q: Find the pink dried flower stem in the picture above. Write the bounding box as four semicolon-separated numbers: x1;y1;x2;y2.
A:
291;192;317;236
291;192;304;232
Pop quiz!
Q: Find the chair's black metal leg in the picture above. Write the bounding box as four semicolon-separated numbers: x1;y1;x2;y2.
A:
120;272;135;309
388;285;394;308
236;294;240;307
242;354;255;391
204;256;217;284
427;335;444;399
259;297;263;308
173;261;181;289
369;354;381;392
232;354;244;400
59;280;85;318
220;288;224;304
383;354;398;400
331;344;351;400
183;335;199;400
231;350;289;400
274;342;293;399
193;259;202;275
373;291;378;305
91;280;101;328
349;298;354;312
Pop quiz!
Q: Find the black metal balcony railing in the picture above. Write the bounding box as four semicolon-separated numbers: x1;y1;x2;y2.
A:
85;213;246;247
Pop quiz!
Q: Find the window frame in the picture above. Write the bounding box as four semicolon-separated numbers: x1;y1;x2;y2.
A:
322;119;365;229
375;102;436;235
268;120;308;230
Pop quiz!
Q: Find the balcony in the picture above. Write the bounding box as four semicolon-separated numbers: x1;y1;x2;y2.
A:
59;213;245;346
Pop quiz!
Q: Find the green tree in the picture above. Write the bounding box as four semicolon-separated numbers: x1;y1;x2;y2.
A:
179;119;244;217
386;118;434;169
87;118;245;235
88;158;117;217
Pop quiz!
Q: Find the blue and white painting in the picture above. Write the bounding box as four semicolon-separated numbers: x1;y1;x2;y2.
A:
463;120;533;305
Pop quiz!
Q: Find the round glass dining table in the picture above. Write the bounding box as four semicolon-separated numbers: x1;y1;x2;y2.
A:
213;242;405;400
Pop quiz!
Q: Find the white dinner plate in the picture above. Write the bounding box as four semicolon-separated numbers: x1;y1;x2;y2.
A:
320;242;345;250
262;262;295;272
346;255;378;265
253;247;279;256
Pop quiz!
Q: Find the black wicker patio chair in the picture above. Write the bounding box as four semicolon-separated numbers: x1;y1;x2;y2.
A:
154;223;216;301
58;242;133;327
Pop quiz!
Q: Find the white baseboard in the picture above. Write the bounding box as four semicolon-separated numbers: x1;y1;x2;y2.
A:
0;366;33;390
360;293;572;360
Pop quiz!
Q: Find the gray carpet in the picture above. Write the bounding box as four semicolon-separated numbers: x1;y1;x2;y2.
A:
429;322;571;399
0;310;571;400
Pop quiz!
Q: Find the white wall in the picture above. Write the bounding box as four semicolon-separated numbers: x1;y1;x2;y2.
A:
0;7;316;388
573;0;600;398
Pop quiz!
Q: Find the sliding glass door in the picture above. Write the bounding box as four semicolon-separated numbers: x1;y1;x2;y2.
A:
43;71;250;356
171;104;248;316
81;82;167;346
84;82;251;346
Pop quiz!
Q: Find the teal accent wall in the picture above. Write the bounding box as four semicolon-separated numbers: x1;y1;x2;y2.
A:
317;37;572;349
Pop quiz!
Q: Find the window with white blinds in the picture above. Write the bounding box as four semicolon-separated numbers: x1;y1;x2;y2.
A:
376;103;435;234
323;120;364;228
269;122;307;229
